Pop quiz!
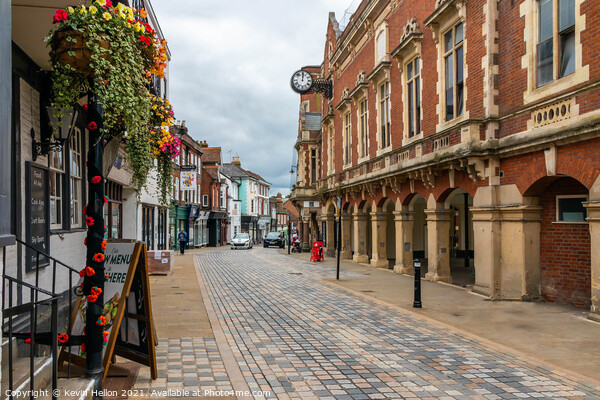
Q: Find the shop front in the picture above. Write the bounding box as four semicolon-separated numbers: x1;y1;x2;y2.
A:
208;211;228;247
241;215;258;243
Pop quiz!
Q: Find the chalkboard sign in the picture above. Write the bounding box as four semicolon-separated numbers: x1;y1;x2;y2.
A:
25;162;50;271
59;241;157;382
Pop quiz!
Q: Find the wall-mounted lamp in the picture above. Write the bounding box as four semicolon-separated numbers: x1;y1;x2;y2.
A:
31;107;79;161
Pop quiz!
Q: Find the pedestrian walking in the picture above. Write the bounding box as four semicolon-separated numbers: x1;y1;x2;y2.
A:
178;229;188;255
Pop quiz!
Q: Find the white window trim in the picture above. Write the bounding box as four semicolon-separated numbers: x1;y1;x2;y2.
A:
403;56;424;146
520;0;588;105
357;98;369;163
343;111;352;167
202;194;208;207
375;22;389;64
70;127;83;228
555;194;588;223
49;147;65;230
376;81;392;156
428;10;469;132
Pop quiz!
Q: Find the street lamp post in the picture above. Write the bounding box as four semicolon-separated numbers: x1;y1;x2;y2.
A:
84;96;106;392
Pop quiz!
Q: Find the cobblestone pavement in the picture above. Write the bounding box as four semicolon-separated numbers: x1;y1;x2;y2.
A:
196;248;600;400
134;337;234;395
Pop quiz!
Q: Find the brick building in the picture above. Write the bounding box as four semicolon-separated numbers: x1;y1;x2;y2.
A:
289;0;600;320
200;145;228;246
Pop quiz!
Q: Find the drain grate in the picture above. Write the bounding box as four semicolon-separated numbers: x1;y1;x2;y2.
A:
361;290;374;293
288;272;303;275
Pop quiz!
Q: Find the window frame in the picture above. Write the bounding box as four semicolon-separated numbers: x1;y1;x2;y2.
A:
202;194;209;207
48;147;65;230
69;127;83;228
343;111;351;165
555;194;588;223
359;99;368;158
378;82;391;149
406;57;422;139
443;23;464;122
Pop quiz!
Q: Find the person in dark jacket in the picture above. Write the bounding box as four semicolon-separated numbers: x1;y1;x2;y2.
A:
178;229;188;255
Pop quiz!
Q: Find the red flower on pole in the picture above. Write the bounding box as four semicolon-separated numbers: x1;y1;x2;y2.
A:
93;253;105;262
91;286;102;296
84;237;88;246
86;216;95;226
103;331;109;342
104;274;109;281
83;104;88;111
91;176;101;184
53;9;68;23
101;240;107;250
96;316;106;326
83;206;87;215
87;294;98;303
88;122;97;131
81;343;86;352
58;334;69;344
104;196;109;203
85;266;95;276
79;269;85;277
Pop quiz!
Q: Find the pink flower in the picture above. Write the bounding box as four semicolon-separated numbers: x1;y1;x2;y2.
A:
106;0;113;6
83;104;88;111
53;9;68;23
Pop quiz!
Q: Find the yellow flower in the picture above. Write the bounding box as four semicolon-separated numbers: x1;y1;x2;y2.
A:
89;5;97;14
118;12;127;19
79;5;87;14
67;6;75;13
96;0;106;6
103;12;111;21
116;3;127;12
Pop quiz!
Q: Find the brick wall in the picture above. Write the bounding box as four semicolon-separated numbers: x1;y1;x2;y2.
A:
539;177;590;307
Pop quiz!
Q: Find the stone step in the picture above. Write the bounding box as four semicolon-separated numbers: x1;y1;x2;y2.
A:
38;377;95;400
1;337;18;370
1;356;52;400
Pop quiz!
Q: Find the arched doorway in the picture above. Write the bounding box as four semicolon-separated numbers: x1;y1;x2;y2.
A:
445;189;475;288
341;202;353;259
324;203;336;257
353;200;372;264
383;198;396;269
409;195;427;275
525;176;591;307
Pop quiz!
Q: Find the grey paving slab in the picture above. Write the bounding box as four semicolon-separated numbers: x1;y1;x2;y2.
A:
197;248;600;400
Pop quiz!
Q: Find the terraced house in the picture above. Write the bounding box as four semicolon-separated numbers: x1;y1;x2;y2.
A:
289;0;600;320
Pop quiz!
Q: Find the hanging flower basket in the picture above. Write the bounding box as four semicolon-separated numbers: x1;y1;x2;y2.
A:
51;29;109;76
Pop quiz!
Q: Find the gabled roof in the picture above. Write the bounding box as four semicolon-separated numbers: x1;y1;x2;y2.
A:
243;169;270;185
203;165;219;181
221;163;249;179
202;147;221;164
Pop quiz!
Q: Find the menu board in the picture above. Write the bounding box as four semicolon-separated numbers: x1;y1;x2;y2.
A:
25;163;50;271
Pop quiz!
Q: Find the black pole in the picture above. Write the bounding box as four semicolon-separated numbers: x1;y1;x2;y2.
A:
464;193;470;268
84;95;105;394
336;211;341;280
288;217;291;254
413;259;422;308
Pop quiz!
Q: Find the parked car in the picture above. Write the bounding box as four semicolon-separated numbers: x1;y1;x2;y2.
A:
231;233;252;250
263;231;285;248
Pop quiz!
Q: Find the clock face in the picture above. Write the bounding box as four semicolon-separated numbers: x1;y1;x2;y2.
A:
290;70;313;93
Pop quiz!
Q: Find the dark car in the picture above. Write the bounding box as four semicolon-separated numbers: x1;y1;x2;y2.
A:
263;232;285;248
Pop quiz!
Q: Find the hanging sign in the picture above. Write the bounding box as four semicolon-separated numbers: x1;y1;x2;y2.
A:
59;240;157;382
180;171;196;191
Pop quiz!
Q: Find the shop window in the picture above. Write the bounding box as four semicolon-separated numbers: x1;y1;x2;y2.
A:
49;148;64;229
556;195;587;222
70;128;83;227
142;205;155;249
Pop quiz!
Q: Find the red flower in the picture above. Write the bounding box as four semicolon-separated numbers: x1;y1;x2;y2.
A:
93;253;105;262
104;274;109;281
83;104;88;111
83;206;87;215
86;216;95;226
140;35;146;43
104;196;109;203
106;0;113;7
91;286;102;296
58;334;69;344
101;240;107;250
85;266;95;276
79;269;85;277
84;237;88;246
145;37;152;46
81;343;86;352
91;176;101;184
88;122;97;131
87;294;98;303
53;9;68;23
103;331;109;342
96;316;106;326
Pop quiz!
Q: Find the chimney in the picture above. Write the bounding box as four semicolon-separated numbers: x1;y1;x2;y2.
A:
231;156;241;167
182;120;186;127
200;140;208;148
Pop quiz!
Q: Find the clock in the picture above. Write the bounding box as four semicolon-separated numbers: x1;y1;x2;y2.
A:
290;69;313;94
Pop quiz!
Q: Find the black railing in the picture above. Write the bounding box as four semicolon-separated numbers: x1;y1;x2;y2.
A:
2;239;81;400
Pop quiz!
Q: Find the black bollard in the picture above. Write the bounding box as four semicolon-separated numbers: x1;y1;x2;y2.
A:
413;259;422;308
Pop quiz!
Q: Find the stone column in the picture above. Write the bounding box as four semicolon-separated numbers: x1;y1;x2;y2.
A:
352;211;369;263
424;208;452;283
370;211;389;268
394;211;414;274
499;206;542;300
471;207;501;298
341;212;353;259
301;217;310;251
584;201;600;322
324;214;336;257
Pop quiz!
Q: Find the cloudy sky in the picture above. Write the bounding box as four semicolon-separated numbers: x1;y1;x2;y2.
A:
151;0;359;196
